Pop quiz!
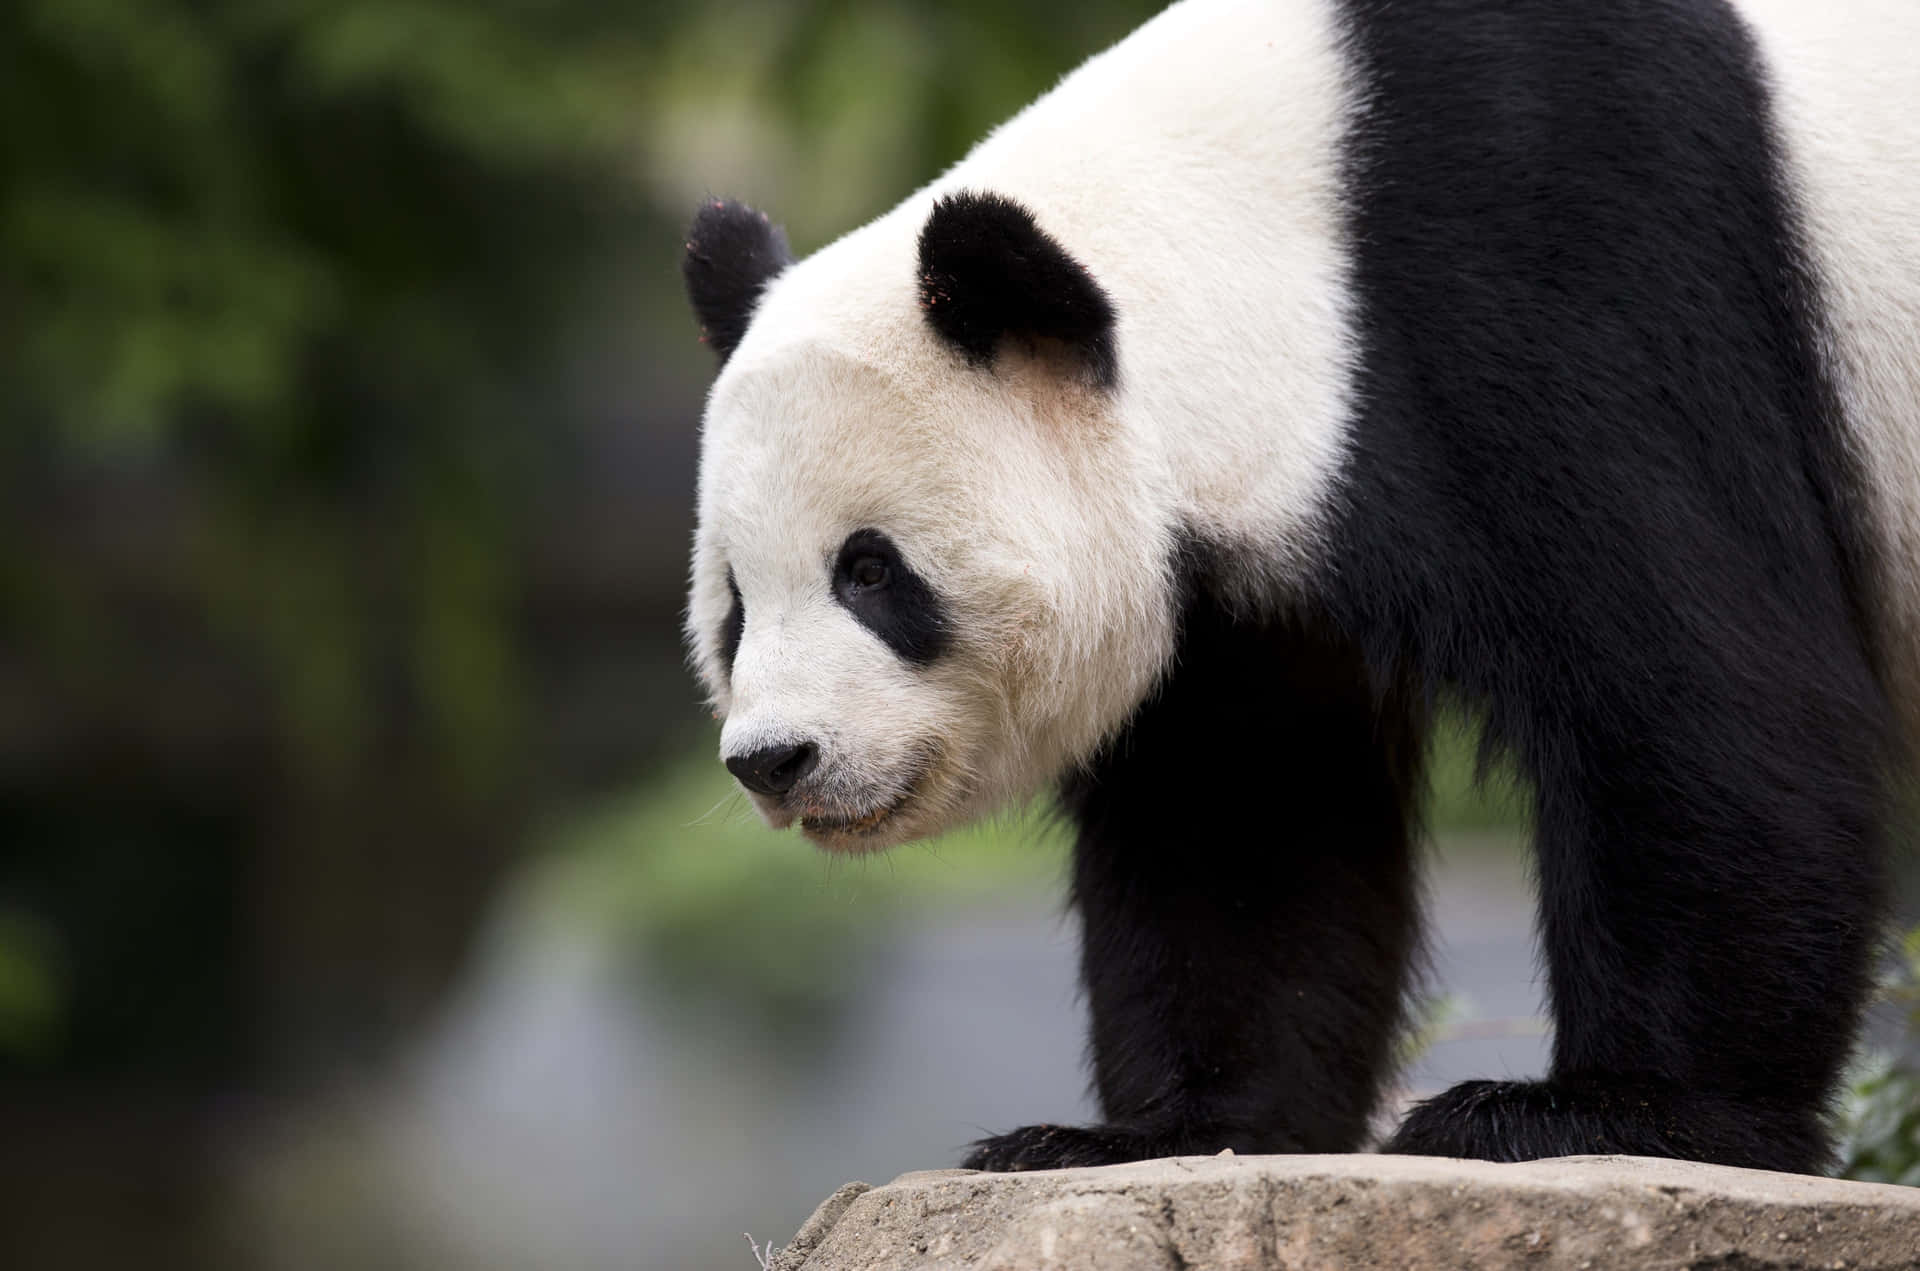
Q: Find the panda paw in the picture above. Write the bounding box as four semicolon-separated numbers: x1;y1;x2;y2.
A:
1382;1077;1827;1173
961;1123;1159;1172
1383;1079;1548;1160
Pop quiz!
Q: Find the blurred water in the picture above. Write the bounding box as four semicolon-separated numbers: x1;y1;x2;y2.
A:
380;902;1098;1270
1406;834;1550;1094
240;834;1545;1271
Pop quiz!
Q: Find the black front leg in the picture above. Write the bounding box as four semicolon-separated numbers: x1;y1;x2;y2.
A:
965;598;1426;1171
1383;664;1889;1174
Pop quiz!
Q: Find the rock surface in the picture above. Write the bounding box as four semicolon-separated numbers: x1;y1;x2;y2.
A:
771;1154;1920;1270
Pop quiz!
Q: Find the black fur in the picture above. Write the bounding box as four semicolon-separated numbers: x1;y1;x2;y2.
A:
718;569;745;680
970;0;1892;1178
1333;0;1890;1173
965;546;1426;1169
831;529;950;667
683;199;793;364
917;191;1118;387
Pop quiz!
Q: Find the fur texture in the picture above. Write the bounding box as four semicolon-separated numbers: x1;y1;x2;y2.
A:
682;0;1920;1175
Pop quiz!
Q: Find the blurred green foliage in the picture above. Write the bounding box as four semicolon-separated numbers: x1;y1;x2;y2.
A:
1837;926;1920;1185
1425;709;1532;833
0;910;64;1061
4;0;642;448
3;0;655;792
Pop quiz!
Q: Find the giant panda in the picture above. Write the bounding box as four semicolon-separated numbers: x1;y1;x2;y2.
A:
679;0;1920;1175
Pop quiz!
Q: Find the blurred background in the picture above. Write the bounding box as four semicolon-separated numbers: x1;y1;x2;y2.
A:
2;2;1913;1268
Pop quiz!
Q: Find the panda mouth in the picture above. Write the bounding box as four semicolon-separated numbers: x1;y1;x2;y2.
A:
799;785;916;839
795;747;938;845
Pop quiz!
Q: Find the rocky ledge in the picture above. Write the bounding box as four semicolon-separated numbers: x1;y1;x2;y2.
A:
770;1153;1920;1270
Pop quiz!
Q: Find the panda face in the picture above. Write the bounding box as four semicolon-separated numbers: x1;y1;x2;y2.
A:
690;356;977;850
685;198;1181;850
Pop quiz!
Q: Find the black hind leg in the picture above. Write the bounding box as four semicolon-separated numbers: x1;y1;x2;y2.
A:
965;601;1425;1171
1387;678;1888;1174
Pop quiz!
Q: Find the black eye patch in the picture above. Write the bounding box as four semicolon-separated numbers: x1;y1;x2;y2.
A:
832;530;950;667
718;569;745;678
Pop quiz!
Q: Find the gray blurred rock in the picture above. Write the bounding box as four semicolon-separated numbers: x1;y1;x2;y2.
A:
773;1153;1920;1270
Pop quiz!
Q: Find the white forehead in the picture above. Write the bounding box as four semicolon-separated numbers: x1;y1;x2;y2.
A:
695;202;1113;577
699;351;950;570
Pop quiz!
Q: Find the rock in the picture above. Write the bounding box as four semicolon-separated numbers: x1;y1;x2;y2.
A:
772;1154;1920;1270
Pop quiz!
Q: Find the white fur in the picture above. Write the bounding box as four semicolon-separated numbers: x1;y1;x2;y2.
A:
1732;0;1920;739
688;0;1358;848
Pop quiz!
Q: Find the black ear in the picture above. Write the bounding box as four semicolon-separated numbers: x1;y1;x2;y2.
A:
683;198;794;364
917;191;1117;387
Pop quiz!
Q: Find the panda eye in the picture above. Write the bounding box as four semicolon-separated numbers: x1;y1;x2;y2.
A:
718;568;745;678
831;528;950;666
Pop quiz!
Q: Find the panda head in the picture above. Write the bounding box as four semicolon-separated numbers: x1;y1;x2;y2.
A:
683;192;1180;851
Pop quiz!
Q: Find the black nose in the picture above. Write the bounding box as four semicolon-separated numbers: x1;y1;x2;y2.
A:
726;742;819;797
